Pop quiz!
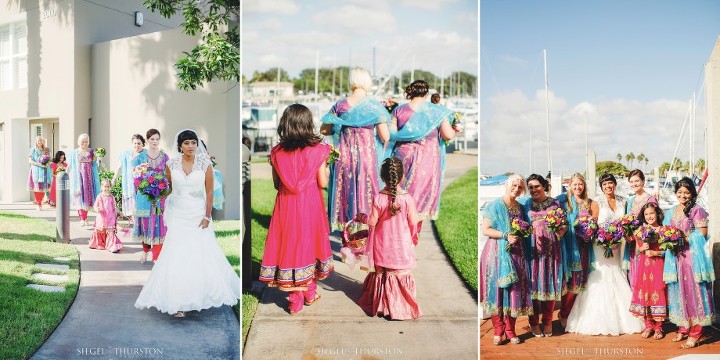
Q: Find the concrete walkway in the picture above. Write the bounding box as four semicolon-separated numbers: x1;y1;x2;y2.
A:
244;153;479;359
0;203;239;360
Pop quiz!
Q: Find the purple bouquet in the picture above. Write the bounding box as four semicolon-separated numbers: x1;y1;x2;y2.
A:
634;224;659;244
133;163;170;215
596;221;624;258
39;153;50;166
573;215;598;242
545;207;567;232
505;217;532;251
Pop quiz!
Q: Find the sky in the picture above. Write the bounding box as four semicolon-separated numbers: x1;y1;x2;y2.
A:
242;0;479;80
480;0;720;176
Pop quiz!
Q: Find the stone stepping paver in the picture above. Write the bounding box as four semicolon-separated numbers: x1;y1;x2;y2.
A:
32;273;69;283
53;257;71;262
36;263;70;271
27;284;65;293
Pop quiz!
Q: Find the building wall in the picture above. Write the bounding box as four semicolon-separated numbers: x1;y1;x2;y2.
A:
92;28;239;219
0;0;184;202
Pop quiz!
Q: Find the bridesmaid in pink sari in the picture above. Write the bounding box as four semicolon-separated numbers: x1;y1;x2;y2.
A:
259;104;334;315
624;169;657;288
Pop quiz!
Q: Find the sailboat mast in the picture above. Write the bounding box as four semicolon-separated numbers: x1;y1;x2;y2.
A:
544;49;553;177
691;91;696;176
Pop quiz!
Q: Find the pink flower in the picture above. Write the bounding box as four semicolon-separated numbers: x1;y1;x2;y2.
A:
158;182;166;190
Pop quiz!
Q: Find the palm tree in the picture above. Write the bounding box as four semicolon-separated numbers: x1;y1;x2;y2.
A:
637;153;645;170
626;152;635;168
696;158;706;174
617;153;622;163
659;162;671;176
644;156;649;170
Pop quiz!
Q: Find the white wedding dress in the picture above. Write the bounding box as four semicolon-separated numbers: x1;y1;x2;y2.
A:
135;154;240;314
565;195;644;335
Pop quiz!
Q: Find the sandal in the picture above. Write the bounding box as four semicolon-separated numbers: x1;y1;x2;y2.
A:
139;252;148;264
681;337;699;349
304;293;321;306
173;311;186;318
654;330;664;340
493;335;505;345
530;325;544;338
641;328;653;339
509;337;522;344
672;333;688;342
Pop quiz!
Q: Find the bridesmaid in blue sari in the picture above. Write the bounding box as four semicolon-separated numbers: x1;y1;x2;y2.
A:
388;80;456;231
112;134;146;217
320;67;390;231
27;136;52;210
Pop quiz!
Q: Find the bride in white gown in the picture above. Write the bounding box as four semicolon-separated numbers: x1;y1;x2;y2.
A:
135;129;240;317
565;173;644;335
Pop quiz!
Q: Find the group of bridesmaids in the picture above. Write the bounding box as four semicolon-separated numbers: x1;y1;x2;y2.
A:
27;130;171;260
480;169;715;349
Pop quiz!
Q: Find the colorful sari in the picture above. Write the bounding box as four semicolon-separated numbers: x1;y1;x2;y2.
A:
389;102;454;220
663;205;715;329
132;151;169;245
321;97;389;230
118;149;146;216
28;147;52;192
67;148;101;211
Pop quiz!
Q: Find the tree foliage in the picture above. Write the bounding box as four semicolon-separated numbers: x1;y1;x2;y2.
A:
144;0;239;90
596;161;628;177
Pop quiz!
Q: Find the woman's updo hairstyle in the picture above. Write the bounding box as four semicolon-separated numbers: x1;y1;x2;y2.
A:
404;80;429;100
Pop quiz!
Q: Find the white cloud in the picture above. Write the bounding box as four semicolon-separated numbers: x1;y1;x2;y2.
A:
312;5;396;34
481;90;702;176
397;0;460;10
244;0;299;15
499;54;529;69
254;18;283;31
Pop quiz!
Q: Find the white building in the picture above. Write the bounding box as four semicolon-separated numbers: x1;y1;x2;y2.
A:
0;0;240;219
246;81;294;100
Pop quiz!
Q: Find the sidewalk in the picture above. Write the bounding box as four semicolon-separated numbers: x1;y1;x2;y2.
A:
0;203;239;360
244;153;479;359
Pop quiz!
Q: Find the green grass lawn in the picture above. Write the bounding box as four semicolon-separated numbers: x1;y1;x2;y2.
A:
242;179;276;346
435;168;479;293
213;220;241;319
0;212;80;360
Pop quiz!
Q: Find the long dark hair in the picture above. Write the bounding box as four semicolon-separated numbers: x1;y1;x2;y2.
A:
52;151;65;164
380;157;404;216
638;202;664;225
277;104;322;151
674;177;698;218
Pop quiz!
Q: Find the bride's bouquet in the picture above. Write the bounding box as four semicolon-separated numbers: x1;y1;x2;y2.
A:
657;225;685;254
505;217;532;251
545;207;567;232
133;163;170;215
573;215;598;242
596;221;624;258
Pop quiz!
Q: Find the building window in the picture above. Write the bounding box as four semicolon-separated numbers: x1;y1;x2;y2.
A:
0;21;27;91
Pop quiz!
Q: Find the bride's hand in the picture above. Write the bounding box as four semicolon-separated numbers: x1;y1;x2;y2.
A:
199;218;210;229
